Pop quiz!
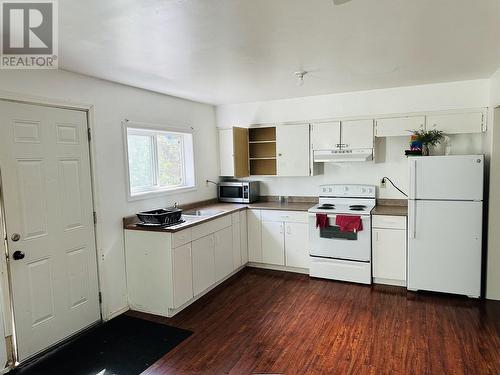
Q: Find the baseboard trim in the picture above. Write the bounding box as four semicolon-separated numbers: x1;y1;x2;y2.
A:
247;263;309;275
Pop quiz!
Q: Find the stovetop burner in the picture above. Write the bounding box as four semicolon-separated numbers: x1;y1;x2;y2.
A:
349;205;367;211
318;204;335;210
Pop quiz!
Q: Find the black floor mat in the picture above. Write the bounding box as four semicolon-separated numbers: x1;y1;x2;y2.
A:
12;314;192;375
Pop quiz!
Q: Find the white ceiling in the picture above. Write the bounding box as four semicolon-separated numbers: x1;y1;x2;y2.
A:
60;0;500;105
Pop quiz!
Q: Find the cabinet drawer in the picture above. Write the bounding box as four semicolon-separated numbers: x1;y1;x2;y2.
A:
191;215;232;241
172;228;192;248
372;215;406;230
261;210;308;223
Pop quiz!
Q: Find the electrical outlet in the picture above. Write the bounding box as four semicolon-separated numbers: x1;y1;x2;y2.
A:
380;178;386;188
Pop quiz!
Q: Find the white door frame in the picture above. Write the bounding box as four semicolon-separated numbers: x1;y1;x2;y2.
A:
0;91;106;364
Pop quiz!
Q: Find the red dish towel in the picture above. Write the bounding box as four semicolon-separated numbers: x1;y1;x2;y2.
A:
335;215;363;233
316;214;329;229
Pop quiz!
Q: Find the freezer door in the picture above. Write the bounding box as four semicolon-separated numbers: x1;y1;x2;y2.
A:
408;200;482;297
409;155;484;201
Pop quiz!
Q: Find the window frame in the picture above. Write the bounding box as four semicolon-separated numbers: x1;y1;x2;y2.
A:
123;121;196;201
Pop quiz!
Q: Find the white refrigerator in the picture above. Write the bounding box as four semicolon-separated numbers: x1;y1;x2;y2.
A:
408;155;484;298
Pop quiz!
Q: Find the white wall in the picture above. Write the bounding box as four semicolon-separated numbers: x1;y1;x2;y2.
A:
487;68;500;300
217;79;490;199
0;70;219;318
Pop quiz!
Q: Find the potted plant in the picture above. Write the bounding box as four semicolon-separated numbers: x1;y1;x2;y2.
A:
410;129;445;156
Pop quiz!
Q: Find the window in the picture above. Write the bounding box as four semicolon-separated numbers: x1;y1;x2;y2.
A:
125;125;195;199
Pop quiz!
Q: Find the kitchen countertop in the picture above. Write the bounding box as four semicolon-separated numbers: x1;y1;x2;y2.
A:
123;202;247;233
372;199;408;216
123;197;407;233
247;201;315;211
123;199;314;233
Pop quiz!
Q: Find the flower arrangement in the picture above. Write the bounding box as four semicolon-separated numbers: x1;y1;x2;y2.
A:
409;129;445;155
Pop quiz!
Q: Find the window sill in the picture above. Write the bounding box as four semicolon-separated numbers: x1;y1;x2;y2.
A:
127;185;197;202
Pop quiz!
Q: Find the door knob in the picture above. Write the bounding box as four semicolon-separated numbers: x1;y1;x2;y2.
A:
12;251;25;260
11;233;20;242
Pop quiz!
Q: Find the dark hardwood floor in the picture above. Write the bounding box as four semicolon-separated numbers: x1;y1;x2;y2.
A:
128;268;500;375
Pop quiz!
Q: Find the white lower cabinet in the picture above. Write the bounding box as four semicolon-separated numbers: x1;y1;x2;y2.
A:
262;221;285;265
372;215;407;286
192;235;215;296
125;214;241;317
240;211;248;264
172;243;194;308
248;209;262;262
256;210;309;270
214;226;234;281
285;222;309;268
232;212;242;269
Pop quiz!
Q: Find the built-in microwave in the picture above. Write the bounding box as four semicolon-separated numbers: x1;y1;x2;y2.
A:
217;181;260;203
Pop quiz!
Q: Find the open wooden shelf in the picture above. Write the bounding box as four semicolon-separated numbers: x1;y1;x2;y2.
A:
249;127;276;142
248;140;276;144
250;159;277;175
249;142;276;159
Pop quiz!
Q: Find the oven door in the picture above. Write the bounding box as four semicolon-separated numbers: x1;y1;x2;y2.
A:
308;213;371;262
218;184;245;203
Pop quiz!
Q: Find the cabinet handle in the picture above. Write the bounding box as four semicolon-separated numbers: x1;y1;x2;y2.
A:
280;224;283;234
286;225;291;235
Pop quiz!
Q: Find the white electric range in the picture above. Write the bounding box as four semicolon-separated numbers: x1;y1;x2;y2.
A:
308;184;376;284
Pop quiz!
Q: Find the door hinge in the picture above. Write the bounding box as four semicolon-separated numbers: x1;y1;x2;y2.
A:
93;211;97;224
87;128;92;142
98;292;102;304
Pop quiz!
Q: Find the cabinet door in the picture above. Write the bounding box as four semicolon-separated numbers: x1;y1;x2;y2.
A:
276;124;310;176
375;116;424;137
341;119;374;149
372;228;406;282
311;122;341;151
214;226;234;281
219;128;234;176
192;235;215;296
262;221;285;265
248;209;262;262
240;211;248;264
285;222;309;269
233;127;249;177
232;213;242;269
426;112;484;134
172;243;193;308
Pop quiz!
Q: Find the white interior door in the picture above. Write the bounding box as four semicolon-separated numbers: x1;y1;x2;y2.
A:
0;101;100;361
408;200;482;297
276;124;310;176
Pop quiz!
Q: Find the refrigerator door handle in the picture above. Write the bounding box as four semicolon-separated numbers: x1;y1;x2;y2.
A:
409;200;417;239
409;159;417;199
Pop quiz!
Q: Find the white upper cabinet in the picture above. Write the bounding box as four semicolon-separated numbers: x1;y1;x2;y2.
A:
426;112;485;134
219;129;234;176
375;116;425;137
218;127;249;177
311;122;341;151
276;124;310;176
341;119;374;149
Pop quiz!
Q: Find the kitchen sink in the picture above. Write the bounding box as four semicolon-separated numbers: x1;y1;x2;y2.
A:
182;209;225;217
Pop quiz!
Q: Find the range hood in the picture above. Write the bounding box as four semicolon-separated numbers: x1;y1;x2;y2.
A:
313;149;373;163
